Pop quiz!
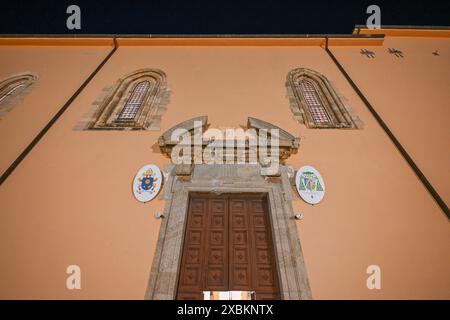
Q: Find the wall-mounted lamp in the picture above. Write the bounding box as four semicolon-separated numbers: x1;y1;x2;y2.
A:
294;213;304;220
154;211;165;219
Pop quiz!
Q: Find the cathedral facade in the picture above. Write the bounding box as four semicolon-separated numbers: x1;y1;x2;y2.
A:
0;26;449;299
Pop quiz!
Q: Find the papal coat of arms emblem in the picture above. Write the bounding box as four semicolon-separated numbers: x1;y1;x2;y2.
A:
132;164;163;202
295;165;325;205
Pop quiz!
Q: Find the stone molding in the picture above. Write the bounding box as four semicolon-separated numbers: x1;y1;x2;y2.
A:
0;72;37;119
85;68;170;130
158;116;300;164
286;68;362;129
145;164;312;300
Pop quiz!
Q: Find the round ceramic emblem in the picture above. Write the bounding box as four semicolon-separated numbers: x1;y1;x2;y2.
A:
295;165;325;205
132;164;163;203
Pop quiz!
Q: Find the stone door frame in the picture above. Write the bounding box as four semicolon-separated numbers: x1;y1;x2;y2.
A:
144;164;312;300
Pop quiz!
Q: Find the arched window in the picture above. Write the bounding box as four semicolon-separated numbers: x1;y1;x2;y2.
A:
286;68;359;129
0;73;37;118
88;69;170;130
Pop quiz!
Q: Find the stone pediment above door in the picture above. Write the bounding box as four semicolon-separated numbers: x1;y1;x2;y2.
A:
246;117;300;149
158;115;209;147
158;116;300;164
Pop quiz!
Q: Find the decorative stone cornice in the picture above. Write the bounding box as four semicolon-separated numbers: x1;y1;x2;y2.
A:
158;116;300;164
158;115;208;151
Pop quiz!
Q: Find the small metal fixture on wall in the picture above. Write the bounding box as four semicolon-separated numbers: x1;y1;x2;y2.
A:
360;49;375;58
388;48;404;58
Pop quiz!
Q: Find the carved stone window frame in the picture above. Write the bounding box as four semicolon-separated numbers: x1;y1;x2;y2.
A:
286;68;360;129
88;68;170;130
145;164;312;300
0;73;37;118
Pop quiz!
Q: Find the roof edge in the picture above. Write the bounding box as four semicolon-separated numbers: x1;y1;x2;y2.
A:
0;34;385;47
353;25;450;37
0;33;384;39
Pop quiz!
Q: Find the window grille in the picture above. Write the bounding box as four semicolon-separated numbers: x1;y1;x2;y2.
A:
117;81;151;121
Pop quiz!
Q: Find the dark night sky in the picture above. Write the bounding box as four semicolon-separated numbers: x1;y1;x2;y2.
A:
0;0;449;35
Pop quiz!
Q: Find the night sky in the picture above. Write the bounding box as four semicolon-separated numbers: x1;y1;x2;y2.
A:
0;0;449;35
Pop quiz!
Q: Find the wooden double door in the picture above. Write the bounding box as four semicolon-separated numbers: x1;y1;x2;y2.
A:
176;194;280;300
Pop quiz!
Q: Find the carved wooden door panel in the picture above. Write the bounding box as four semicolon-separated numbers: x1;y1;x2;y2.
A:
244;197;280;299
176;195;228;300
176;194;280;300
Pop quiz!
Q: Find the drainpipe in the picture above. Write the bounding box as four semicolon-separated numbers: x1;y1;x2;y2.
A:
324;36;449;219
0;37;118;185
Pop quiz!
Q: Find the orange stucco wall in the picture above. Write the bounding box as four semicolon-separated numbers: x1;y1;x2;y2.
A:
0;34;449;299
0;43;113;175
330;35;450;205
